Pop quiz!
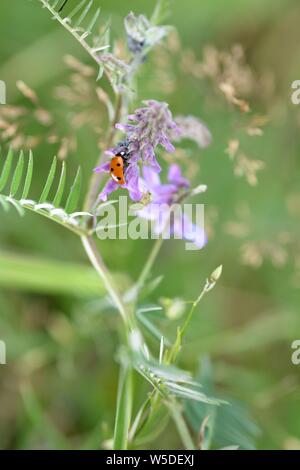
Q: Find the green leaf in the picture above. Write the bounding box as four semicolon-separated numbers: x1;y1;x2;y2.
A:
52;161;66;207
10;150;24;197
86;7;101;33
137;306;171;347
65;166;82;213
184;358;260;450
0;149;89;235
0;147;14;192
0;251;107;297
75;0;93;27
22;150;33;200
0;195;9;212
39;0;111;86
39;156;57;203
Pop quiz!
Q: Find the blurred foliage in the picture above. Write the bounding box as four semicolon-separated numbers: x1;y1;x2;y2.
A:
0;0;300;450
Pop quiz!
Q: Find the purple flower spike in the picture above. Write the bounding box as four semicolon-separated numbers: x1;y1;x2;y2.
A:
117;100;180;172
95;100;180;202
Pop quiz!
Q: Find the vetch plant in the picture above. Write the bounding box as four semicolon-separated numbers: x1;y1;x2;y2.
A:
0;0;259;450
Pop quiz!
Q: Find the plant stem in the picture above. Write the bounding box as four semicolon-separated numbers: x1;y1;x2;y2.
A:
167;283;209;364
81;235;127;323
180;289;206;340
113;364;133;450
167;402;195;450
136;236;164;291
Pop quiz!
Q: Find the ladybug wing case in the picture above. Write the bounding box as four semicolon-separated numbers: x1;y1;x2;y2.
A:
110;156;125;185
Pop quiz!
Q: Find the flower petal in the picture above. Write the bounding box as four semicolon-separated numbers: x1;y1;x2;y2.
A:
143;166;161;187
180;214;207;248
98;179;118;201
168;164;190;188
125;165;142;201
94;161;111;174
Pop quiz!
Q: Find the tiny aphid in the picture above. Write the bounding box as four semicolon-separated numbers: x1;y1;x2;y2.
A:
110;150;128;185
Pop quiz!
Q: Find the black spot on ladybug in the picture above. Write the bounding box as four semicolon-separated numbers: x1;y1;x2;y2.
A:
117;177;121;181
117;163;121;167
110;167;113;171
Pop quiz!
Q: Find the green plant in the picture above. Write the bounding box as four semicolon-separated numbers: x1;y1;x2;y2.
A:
0;0;259;450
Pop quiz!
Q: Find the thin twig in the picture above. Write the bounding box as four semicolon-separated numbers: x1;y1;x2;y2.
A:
81;235;127;322
167;401;195;450
136;236;165;292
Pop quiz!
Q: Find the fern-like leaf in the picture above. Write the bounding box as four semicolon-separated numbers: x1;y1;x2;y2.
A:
37;0;128;90
0;148;93;237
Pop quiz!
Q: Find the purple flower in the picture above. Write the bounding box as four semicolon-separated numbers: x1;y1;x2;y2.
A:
116;100;179;171
137;164;207;249
95;100;180;202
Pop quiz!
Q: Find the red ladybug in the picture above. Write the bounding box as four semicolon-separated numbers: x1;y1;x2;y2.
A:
110;153;126;185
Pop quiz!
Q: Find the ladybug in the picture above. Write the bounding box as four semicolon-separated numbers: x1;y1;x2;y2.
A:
110;149;129;185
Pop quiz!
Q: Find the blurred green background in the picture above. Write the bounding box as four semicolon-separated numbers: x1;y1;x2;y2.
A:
1;0;300;450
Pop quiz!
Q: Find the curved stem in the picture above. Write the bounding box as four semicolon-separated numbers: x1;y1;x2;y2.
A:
81;235;127;323
167;401;195;450
136;237;164;292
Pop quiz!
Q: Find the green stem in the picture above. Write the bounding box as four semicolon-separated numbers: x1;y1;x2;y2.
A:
180;287;206;339
136;236;164;291
167;283;208;364
167;401;195;450
113;364;133;450
81;235;127;323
